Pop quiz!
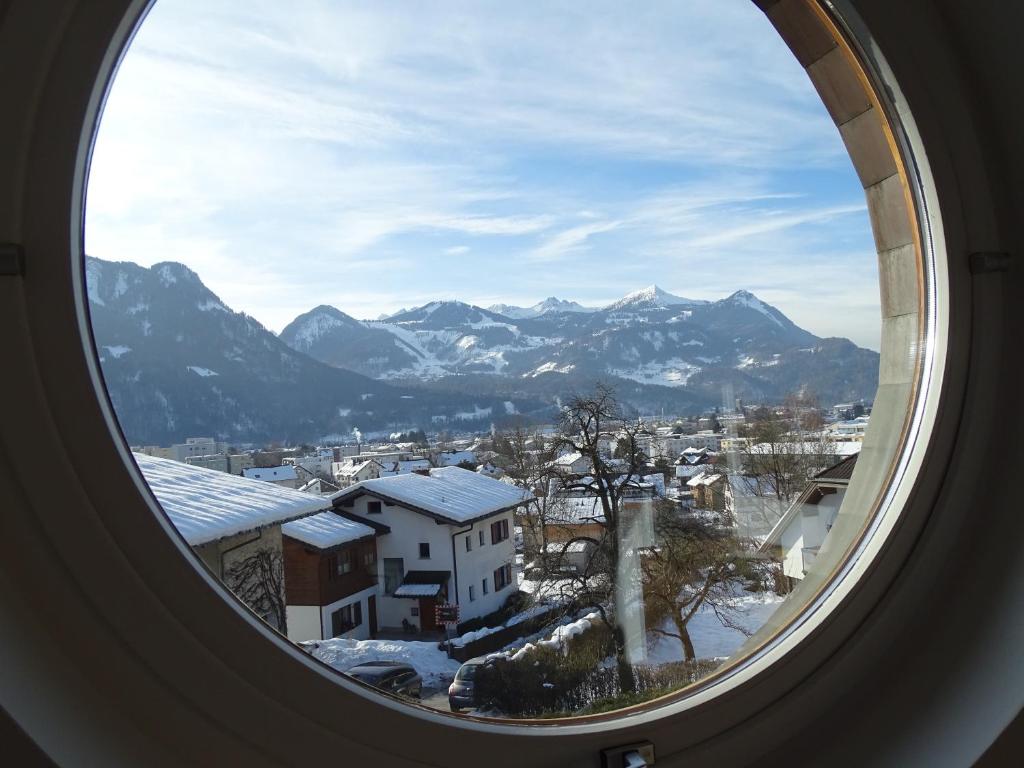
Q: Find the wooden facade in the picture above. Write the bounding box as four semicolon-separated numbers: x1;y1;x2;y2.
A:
283;535;378;608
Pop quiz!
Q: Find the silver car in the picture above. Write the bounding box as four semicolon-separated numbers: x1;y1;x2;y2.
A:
448;657;488;712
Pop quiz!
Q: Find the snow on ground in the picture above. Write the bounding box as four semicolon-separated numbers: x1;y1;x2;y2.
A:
608;358;701;387
307;638;461;689
103;345;131;358
644;590;785;665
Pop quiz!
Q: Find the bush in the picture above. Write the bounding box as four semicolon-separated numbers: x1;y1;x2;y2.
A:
455;590;531;634
474;621;722;717
474;621;617;716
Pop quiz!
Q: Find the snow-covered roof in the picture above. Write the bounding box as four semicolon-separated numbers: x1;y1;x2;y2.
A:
333;467;531;524
437;450;476;466
545;496;606;525
687;473;722;488
553;451;584;466
544;541;590;553
746;442;861;457
135;453;328;546
282;511;376;550
243;465;298;482
393;583;444;597
338;459;381;476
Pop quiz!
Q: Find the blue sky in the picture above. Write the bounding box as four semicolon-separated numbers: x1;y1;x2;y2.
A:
85;0;881;349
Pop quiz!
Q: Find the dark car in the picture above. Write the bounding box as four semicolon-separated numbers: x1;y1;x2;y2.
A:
448;656;488;712
344;661;422;699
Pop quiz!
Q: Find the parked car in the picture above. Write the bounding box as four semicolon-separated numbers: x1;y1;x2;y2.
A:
448;656;489;712
344;662;422;699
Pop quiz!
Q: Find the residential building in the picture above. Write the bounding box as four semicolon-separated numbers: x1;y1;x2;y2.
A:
134;453;326;633
759;454;860;586
243;464;300;488
332;468;530;632
550;451;591;475
281;510;385;642
185;452;254;475
332;458;385;488
134;436;228;463
435;449;477;467
687;471;732;513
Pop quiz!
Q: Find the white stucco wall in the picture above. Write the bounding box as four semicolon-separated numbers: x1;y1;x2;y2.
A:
342;495;517;628
286;605;322;643
452;512;516;623
321;585;378;641
779;488;846;580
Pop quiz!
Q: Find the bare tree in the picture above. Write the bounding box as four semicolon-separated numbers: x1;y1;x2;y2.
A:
527;384;653;692
493;425;559;564
641;500;768;661
224;547;288;634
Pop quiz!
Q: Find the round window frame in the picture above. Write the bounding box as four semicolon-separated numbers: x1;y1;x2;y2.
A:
2;0;982;765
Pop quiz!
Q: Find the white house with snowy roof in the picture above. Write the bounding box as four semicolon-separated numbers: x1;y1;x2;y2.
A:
332;458;385;488
331;467;532;632
135;453;328;632
281;510;383;642
435;449;477;467
243;464;299;488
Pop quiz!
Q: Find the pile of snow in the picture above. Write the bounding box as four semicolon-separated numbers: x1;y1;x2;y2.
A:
488;611;603;662
644;589;784;665
307;638;461;688
449;601;559;648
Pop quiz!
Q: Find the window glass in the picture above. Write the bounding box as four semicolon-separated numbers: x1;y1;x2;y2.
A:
83;0;900;721
383;559;404;596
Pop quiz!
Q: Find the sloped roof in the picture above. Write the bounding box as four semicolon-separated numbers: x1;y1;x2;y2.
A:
282;511;377;550
135;453;327;546
332;467;531;524
687;473;722;488
243;465;298;482
814;452;859;481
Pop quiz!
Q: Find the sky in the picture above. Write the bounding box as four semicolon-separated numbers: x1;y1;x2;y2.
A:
85;0;881;350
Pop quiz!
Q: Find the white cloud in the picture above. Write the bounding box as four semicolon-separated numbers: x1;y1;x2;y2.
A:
85;0;880;348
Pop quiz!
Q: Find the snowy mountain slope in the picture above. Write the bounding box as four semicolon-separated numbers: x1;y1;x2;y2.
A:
85;257;546;444
282;284;880;406
488;297;597;318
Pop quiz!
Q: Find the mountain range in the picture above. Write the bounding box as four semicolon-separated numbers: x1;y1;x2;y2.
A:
86;256;879;445
280;284;879;409
85;257;543;445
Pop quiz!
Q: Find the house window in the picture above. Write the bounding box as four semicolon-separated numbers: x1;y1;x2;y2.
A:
363;548;376;567
468;585;475;601
419;542;430;559
465;535;472;552
494;563;513;591
490;518;509;544
383;558;404;595
327;554;338;580
479;530;485;546
330;602;361;636
482;578;489;595
367;500;382;514
338;550;352;575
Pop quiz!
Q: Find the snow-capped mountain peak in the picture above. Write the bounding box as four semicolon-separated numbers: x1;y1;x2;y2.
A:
604;284;706;312
280;305;362;350
489;296;596;319
719;290;785;327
